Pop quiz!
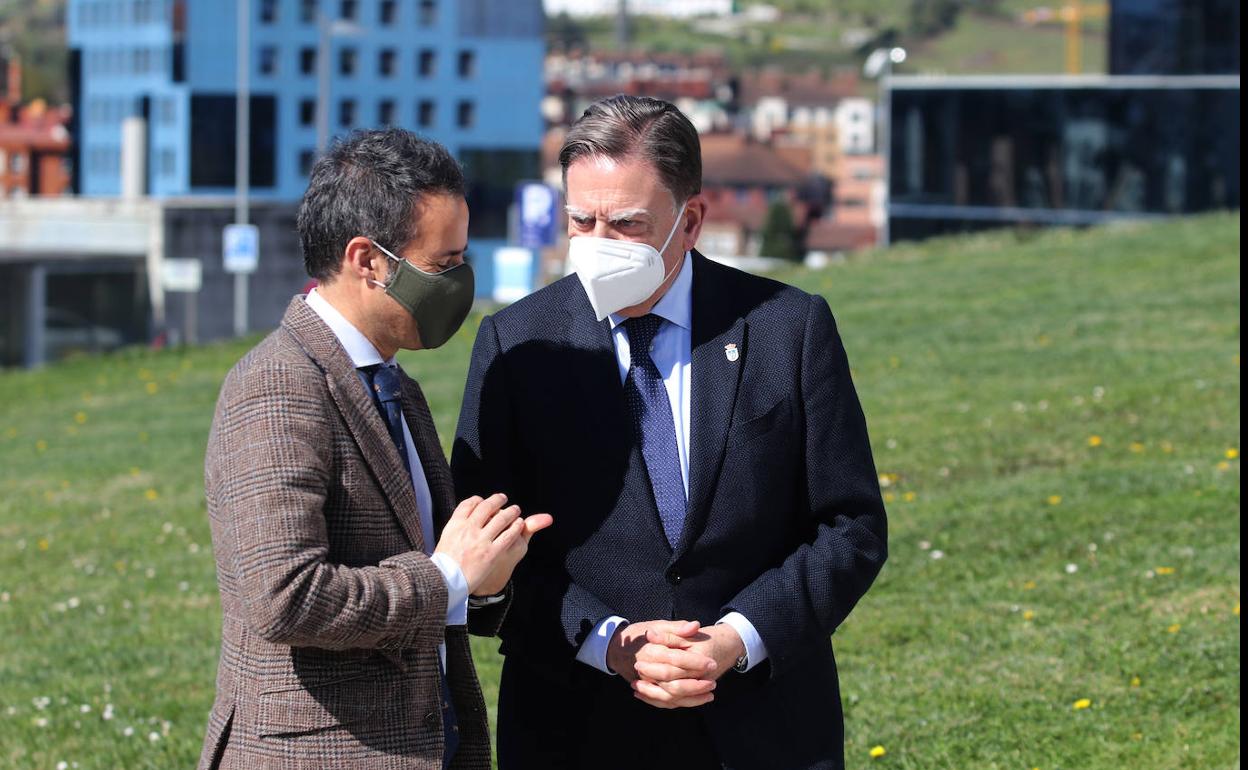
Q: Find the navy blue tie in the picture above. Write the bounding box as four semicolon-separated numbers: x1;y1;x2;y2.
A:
623;315;687;549
358;364;459;768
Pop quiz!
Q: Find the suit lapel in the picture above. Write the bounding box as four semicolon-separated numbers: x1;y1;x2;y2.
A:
565;282;670;546
676;253;747;560
281;297;427;552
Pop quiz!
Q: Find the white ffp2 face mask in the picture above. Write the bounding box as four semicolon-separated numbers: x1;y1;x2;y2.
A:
568;203;687;322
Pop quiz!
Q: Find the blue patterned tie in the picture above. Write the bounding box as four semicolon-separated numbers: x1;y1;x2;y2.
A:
358;364;459;768
623;315;687;549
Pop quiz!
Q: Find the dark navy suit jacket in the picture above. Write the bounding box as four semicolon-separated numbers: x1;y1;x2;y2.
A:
452;251;887;769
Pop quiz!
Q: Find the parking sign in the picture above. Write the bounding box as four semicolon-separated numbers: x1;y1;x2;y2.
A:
223;224;260;274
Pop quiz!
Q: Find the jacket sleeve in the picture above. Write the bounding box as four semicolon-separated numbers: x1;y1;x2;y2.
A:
452;315;616;658
723;294;888;678
207;359;448;651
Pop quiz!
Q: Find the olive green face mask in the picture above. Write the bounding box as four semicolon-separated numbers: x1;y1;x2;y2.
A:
370;240;475;349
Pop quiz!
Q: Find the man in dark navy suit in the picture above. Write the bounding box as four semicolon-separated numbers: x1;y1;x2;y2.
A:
452;95;888;769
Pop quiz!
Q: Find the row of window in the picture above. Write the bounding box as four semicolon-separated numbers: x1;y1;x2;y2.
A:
298;97;474;129
86;46;169;78
261;0;439;27
85;95;178;127
76;0;170;28
279;46;474;79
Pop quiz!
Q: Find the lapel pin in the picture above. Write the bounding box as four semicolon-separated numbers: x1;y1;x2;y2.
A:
724;343;740;362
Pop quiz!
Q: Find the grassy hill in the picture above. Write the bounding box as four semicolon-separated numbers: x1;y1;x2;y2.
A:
0;214;1239;768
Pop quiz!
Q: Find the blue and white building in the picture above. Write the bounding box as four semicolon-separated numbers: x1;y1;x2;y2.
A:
68;0;545;207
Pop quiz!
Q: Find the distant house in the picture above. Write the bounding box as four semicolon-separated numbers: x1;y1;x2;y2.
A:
0;55;72;198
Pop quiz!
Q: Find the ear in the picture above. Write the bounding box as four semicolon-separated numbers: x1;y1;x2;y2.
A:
342;236;384;285
680;194;708;253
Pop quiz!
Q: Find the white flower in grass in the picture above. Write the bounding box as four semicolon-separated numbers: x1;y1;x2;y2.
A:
53;602;67;613
33;696;50;710
33;717;48;727
918;540;932;550
1065;563;1078;574
57;762;68;770
145;568;156;579
930;550;945;560
123;726;135;737
79;704;91;713
5;706;16;716
161;522;174;534
148;731;161;743
102;704;115;721
1;591;10;602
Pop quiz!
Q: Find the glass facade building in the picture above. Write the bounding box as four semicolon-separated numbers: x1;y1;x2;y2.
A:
887;76;1240;241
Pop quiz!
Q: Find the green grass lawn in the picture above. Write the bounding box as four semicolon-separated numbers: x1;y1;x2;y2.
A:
1;214;1239;768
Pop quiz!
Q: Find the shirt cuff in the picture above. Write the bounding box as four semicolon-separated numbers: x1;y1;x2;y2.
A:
429;552;469;627
717;612;768;672
574;615;629;675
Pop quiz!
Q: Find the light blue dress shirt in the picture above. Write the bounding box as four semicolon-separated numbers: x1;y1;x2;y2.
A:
306;290;470;646
573;253;769;675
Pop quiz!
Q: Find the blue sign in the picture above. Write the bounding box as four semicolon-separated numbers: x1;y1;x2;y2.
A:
493;247;535;303
516;182;558;249
223;224;260;274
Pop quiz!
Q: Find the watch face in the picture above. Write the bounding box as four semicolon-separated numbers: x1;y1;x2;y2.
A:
734;655;748;672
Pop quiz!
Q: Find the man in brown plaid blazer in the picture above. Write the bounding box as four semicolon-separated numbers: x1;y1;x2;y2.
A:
199;129;551;770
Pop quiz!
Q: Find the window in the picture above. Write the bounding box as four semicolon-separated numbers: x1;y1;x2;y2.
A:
160;148;176;177
379;48;397;77
339;99;356;128
300;47;317;75
260;0;278;23
456;100;474;129
417;49;435;77
380;0;397;24
339;48;357;76
299;98;316;127
258;45;278;75
340;0;357;20
299;150;316;176
189;94;276;188
301;0;318;23
419;0;436;26
378;99;396;126
457;50;475;79
417;99;435;128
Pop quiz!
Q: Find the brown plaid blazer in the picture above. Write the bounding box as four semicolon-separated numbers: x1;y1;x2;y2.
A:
199;296;506;770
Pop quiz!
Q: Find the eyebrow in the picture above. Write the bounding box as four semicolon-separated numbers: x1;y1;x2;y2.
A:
564;206;653;223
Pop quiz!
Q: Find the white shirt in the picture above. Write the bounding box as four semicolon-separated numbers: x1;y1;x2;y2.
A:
306;290;470;643
574;253;769;674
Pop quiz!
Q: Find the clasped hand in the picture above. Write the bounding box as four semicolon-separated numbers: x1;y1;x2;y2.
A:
434;493;553;597
607;620;745;710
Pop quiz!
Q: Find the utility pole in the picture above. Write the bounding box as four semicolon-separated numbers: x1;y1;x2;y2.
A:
234;0;251;337
615;0;631;49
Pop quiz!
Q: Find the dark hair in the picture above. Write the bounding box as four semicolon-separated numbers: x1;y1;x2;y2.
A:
558;95;702;203
296;128;465;282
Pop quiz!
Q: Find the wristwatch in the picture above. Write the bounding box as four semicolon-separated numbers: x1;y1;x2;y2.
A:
733;651;749;673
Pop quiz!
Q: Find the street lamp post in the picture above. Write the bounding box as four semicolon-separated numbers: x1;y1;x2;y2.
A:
234;0;251;337
316;14;364;154
864;46;906;248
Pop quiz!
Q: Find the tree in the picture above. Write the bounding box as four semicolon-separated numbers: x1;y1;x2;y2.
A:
759;199;801;262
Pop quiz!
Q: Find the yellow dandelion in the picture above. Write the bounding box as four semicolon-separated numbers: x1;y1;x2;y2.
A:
74;412;88;425
1130;676;1141;687
1132;732;1143;741
81;391;93;403
145;382;159;395
43;491;54;502
1072;698;1091;710
1160;441;1174;453
1129;442;1145;454
130;467;142;477
35;439;48;453
883;492;896;503
37;539;49;551
1154;566;1175;575
869;745;886;759
1234;603;1239;616
138;431;149;443
903;491;917;502
1166;623;1181;634
888;356;900;369
1023;610;1036;621
1226;448;1239;460
144;489;160;501
1023;580;1037;590
1047;495;1062;506
1216;461;1230;471
1088;435;1103;447
138;368;153;381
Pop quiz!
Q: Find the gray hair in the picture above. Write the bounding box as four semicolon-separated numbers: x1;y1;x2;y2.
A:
558;95;702;204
